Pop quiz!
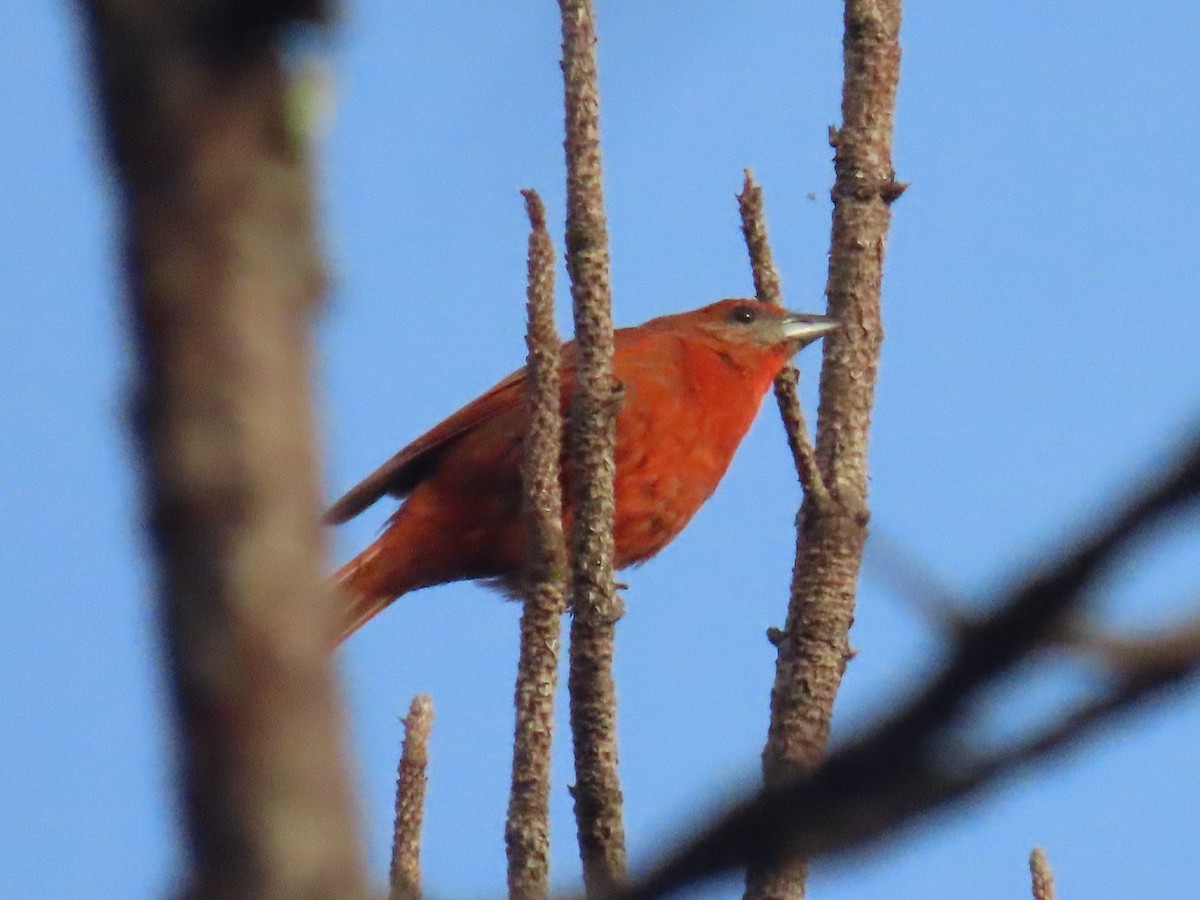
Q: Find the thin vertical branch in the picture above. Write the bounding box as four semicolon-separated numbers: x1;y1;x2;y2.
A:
558;0;628;894
505;189;569;900
390;695;434;900
1029;848;1057;900
82;2;367;896
737;170;828;504
748;2;905;898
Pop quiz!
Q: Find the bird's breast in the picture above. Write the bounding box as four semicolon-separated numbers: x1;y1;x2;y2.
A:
608;341;776;567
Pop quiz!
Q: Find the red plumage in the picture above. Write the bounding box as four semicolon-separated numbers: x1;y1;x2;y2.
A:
329;298;836;641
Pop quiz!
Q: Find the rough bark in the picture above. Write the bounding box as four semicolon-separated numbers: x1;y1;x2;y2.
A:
505;189;569;900
390;695;433;900
1029;848;1057;900
738;170;827;503
558;0;628;894
747;2;905;898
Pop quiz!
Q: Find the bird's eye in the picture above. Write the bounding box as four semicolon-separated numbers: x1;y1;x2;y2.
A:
728;305;758;325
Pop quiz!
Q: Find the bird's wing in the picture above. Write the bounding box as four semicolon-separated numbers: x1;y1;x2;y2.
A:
325;367;529;524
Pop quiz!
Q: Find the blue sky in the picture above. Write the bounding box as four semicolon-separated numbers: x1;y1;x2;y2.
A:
2;3;1198;897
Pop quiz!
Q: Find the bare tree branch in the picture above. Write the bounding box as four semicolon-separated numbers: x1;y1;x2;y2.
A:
82;1;367;896
391;695;434;900
1029;848;1056;900
557;0;628;895
506;189;570;900
737;170;827;504
619;619;1200;900
748;2;905;897
614;428;1200;900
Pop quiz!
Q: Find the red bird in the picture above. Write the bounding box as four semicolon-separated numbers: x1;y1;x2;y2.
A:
328;298;836;641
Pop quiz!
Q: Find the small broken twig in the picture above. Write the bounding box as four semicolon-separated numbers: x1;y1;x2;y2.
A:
738;169;827;505
1029;848;1056;900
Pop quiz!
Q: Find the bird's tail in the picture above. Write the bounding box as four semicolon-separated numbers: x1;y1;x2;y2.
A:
333;535;413;644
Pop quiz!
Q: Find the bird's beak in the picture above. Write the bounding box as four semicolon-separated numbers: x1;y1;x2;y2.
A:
781;312;840;347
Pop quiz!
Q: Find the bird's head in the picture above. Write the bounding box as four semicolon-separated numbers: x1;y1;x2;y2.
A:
686;298;839;351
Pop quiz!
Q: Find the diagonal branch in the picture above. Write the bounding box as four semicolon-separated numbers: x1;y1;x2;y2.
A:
624;631;1200;900
614;428;1200;900
737;170;827;505
868;427;1200;748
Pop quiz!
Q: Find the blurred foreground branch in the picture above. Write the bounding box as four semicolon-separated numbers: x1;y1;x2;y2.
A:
618;427;1200;900
83;1;366;896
